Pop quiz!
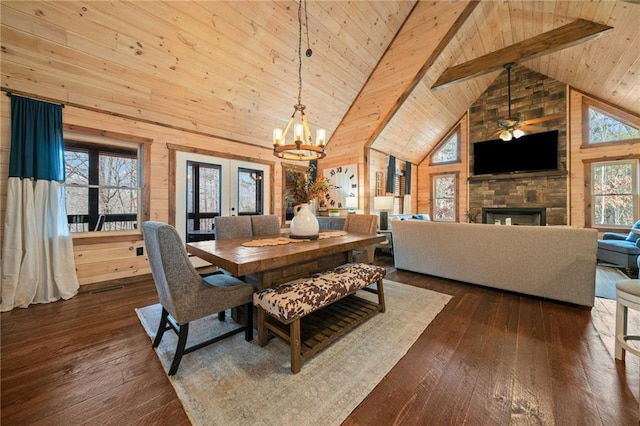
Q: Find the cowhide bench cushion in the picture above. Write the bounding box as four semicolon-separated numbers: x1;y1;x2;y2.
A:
253;262;386;324
253;262;387;374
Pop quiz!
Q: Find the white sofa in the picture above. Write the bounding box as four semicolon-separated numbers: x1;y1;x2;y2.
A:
392;221;598;307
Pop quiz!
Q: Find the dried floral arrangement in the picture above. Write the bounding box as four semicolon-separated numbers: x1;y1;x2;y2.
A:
287;165;334;206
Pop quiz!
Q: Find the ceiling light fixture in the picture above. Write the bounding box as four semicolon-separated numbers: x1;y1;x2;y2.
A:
498;63;524;141
273;0;326;161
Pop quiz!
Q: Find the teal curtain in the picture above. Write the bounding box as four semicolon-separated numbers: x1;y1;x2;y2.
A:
2;95;78;312
405;163;411;194
386;156;395;194
9;95;65;181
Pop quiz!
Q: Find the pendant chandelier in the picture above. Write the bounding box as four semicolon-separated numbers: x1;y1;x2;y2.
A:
498;63;525;141
273;0;326;161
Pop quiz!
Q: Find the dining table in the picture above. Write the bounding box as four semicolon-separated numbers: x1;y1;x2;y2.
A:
186;231;386;290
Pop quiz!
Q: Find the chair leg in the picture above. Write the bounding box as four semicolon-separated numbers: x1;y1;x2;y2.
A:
152;307;170;348
218;311;226;321
245;302;254;341
168;322;189;376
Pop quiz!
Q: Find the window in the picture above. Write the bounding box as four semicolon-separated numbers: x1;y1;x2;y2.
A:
433;174;456;221
588;106;639;144
237;168;264;215
65;141;140;232
431;129;460;164
187;161;221;232
591;160;639;227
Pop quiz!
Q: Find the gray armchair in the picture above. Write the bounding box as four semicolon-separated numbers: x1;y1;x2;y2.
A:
142;221;254;376
597;219;640;272
214;216;253;240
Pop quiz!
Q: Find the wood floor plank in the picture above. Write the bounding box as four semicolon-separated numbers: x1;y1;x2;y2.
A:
1;254;637;425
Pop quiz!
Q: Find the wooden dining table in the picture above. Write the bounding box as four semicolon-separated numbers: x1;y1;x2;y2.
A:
186;232;386;290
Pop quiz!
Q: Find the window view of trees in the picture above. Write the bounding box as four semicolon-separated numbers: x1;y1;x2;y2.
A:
237;168;263;214
65;143;139;232
187;161;220;232
433;174;456;221
592;160;637;227
588;107;639;144
432;131;459;164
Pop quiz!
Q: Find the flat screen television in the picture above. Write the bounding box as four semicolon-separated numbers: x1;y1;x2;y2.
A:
472;130;558;175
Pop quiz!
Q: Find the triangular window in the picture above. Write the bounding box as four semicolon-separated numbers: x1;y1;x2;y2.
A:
432;131;459;164
588;107;639;144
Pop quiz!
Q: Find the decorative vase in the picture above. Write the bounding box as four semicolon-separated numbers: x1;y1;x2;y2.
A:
290;203;319;239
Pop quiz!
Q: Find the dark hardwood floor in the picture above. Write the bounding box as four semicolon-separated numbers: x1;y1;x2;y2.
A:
2;253;638;425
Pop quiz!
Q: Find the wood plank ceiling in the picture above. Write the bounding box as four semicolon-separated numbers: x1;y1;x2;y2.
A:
1;1;639;165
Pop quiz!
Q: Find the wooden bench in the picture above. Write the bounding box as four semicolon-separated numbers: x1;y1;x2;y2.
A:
253;263;386;373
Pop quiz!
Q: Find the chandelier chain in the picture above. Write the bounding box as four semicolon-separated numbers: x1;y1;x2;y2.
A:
297;0;303;105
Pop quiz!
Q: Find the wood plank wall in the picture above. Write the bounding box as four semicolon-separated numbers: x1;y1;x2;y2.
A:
417;90;639;227
568;88;640;229
0;95;282;286
417;114;469;220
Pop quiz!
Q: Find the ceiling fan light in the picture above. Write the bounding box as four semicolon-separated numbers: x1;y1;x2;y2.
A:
513;128;525;138
499;130;512;141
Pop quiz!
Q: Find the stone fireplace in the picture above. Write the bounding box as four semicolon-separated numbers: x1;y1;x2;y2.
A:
482;207;546;226
467;64;568;226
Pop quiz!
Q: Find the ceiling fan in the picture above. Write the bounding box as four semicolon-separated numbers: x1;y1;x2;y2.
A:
495;63;563;141
497;63;525;141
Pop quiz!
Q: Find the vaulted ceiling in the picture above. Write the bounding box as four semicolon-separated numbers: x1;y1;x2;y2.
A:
2;1;639;165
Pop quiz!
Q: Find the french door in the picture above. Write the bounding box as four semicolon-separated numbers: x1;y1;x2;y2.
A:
174;151;271;242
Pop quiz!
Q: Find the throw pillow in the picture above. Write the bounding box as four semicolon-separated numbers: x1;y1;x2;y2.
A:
626;219;640;242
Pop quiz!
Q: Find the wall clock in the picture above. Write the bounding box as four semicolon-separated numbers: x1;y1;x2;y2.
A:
323;164;358;208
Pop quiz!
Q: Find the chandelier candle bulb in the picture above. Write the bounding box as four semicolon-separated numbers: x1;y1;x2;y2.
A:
316;129;326;146
294;123;304;142
273;128;283;145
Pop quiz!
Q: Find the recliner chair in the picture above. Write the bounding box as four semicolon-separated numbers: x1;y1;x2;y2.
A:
597;219;640;274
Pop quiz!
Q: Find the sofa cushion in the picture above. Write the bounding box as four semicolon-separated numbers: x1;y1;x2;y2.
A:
598;239;640;254
625;220;640;243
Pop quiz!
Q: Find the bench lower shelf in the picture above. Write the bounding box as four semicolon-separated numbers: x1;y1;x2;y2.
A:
261;292;383;372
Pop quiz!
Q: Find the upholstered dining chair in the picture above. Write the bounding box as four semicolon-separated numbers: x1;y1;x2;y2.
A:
251;215;281;237
214;215;253;240
343;214;378;264
141;221;254;376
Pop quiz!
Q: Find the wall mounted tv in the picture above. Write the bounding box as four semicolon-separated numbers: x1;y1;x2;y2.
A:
472;130;558;175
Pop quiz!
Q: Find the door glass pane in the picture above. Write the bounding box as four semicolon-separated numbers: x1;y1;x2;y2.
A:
187;161;220;232
238;168;263;214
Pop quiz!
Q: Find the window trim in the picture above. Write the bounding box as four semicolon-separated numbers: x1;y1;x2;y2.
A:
581;98;640;148
430;125;461;166
585;157;639;230
63;125;151;237
431;172;458;222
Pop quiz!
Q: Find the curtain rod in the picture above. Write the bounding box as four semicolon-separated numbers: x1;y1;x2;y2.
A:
4;90;65;108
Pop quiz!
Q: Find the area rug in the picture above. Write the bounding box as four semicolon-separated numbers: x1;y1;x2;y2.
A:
135;280;451;425
596;265;629;300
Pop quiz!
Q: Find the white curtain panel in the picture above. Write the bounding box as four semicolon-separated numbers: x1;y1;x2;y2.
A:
1;178;79;312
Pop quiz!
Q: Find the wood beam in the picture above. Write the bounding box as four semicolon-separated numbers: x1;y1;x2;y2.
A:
432;19;613;90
